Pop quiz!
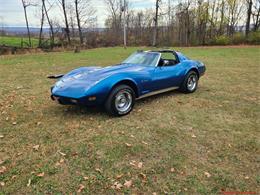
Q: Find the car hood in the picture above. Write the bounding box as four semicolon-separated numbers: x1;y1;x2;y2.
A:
51;63;145;98
64;63;145;81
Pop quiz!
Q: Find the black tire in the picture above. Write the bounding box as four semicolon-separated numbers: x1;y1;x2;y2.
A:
105;85;135;116
180;71;199;93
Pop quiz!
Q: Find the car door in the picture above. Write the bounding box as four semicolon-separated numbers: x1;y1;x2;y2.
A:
151;65;181;91
151;52;185;91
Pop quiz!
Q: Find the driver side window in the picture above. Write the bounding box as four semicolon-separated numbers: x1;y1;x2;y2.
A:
160;53;179;66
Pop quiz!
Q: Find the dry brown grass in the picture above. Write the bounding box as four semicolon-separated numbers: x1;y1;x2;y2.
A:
0;46;259;194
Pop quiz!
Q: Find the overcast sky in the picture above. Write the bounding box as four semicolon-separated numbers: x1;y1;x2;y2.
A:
0;0;155;28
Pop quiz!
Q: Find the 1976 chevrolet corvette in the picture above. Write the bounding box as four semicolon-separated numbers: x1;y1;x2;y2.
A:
50;50;206;116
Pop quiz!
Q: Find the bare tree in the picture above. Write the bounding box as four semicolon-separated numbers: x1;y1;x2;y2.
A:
75;0;83;44
104;0;123;44
68;3;76;38
218;0;226;35
38;1;45;47
196;0;209;45
252;0;260;31
226;0;244;36
42;0;55;47
75;0;96;45
152;0;161;46
246;0;253;36
208;0;218;39
21;0;36;47
59;0;71;45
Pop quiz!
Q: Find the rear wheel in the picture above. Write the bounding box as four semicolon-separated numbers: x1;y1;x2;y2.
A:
105;85;135;116
180;71;198;93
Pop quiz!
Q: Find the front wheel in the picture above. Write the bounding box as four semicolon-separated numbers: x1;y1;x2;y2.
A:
105;85;135;116
180;71;199;93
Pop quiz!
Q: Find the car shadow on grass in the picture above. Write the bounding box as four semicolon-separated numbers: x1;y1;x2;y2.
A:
52;87;208;117
61;105;107;117
54;89;182;116
137;89;183;103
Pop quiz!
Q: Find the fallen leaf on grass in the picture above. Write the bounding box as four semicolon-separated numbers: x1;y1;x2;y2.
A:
204;172;211;178
72;152;78;156
0;181;5;186
27;179;31;187
125;143;132;147
37;172;44;177
0;135;4;138
130;134;135;138
129;160;136;166
124;180;132;188
95;168;102;173
142;141;148;145
129;160;143;169
33;145;40;151
77;184;85;193
191;134;197;138
139;173;147;180
0;160;4;165
245;176;249;179
137;162;143;168
12;122;17;125
55;159;65;167
16;86;23;89
83;176;89;180
0;166;7;174
36;122;42;126
170;168;176;172
58;151;66;156
116;174;124;179
111;182;123;190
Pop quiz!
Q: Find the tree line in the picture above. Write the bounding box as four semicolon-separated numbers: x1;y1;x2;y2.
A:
20;0;260;48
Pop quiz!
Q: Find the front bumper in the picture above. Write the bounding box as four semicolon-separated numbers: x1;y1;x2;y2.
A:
50;94;98;106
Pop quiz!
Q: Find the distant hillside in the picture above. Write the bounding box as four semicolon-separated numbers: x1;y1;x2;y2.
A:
1;27;49;35
1;27;105;35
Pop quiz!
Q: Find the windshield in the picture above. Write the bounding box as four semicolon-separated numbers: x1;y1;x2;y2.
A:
122;52;160;66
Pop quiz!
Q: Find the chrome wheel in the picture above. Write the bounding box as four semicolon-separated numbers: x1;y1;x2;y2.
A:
187;74;197;91
115;90;132;113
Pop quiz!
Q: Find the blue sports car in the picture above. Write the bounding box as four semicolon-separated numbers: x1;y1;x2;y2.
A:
50;50;206;116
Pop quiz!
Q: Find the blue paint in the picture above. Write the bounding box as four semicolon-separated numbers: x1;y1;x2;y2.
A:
51;50;206;106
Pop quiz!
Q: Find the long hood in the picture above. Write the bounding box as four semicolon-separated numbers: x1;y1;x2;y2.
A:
66;64;145;81
51;64;144;98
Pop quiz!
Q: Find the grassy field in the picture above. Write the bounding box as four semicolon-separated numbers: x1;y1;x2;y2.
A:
0;36;39;47
0;46;259;194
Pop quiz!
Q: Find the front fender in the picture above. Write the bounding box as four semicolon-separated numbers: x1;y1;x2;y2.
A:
85;73;139;104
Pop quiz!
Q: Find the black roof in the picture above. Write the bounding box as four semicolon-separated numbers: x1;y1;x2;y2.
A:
137;49;177;54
